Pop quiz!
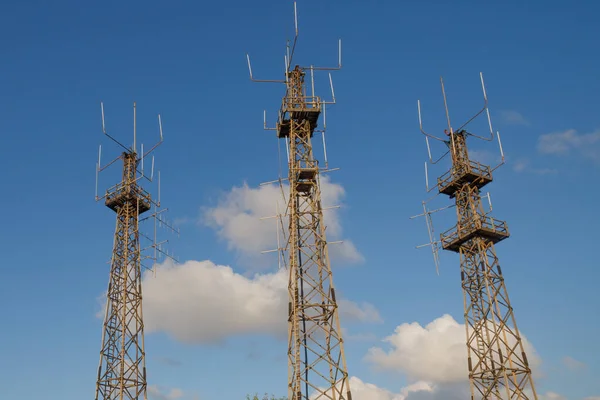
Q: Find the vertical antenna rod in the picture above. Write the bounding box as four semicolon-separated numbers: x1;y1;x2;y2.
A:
246;3;351;399
133;101;137;154
416;75;538;400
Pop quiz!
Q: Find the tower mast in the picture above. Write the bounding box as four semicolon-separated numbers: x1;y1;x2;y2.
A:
94;102;176;400
415;75;538;400
246;3;352;399
283;66;351;400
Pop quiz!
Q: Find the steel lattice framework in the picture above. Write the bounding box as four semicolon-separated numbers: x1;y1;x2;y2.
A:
96;150;150;400
281;66;351;400
247;2;352;400
441;131;537;399
416;75;539;400
246;4;351;398
93;102;176;400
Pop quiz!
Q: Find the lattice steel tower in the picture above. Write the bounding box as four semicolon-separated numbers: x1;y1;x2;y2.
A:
93;102;176;400
414;74;538;400
246;3;352;399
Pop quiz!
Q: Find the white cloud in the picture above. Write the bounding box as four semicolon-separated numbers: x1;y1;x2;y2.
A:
562;355;586;371
312;377;469;400
512;158;557;175
365;314;541;384
359;380;582;400
538;392;567;400
366;314;466;383
201;177;364;268
338;299;383;324
147;385;184;400
141;259;380;344
310;376;568;400
499;110;530;126
344;377;431;400
537;129;600;162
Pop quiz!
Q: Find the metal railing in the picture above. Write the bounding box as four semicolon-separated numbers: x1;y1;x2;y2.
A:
437;159;492;191
441;214;508;248
282;96;322;112
105;183;152;207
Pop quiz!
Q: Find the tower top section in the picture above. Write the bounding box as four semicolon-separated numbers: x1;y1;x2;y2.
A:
94;102;165;214
416;73;507;197
246;1;342;140
411;73;507;274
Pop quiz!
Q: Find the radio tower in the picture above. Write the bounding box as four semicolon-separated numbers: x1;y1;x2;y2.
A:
413;74;539;400
246;3;352;400
93;102;178;400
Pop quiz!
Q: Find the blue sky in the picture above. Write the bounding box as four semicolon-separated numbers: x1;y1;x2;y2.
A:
0;0;599;399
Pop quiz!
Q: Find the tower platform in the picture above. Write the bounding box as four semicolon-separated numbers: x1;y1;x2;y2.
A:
276;96;321;138
438;160;493;198
294;167;318;193
105;184;152;214
440;216;509;252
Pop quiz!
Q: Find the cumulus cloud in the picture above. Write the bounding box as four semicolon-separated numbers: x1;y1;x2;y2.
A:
311;376;470;400
365;314;541;384
201;176;364;268
342;377;432;400
347;378;440;400
499;110;530;126
141;259;380;344
310;377;568;400
309;375;566;400
537;129;600;162
147;385;183;400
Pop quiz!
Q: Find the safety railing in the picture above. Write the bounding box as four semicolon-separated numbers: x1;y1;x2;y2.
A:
105;183;152;208
437;159;492;192
440;215;508;249
281;96;322;112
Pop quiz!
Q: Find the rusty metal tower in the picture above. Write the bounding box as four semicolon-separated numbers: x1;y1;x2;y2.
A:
412;74;538;400
246;3;352;400
93;102;178;400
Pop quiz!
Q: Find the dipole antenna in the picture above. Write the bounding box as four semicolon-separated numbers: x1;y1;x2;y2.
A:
93;101;178;400
410;201;454;275
411;74;538;400
246;3;352;400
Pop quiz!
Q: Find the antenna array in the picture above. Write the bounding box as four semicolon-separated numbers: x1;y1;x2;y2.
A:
93;102;178;400
412;74;538;399
247;3;353;399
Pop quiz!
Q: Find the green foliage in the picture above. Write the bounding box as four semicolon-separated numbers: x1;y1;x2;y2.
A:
245;393;288;400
